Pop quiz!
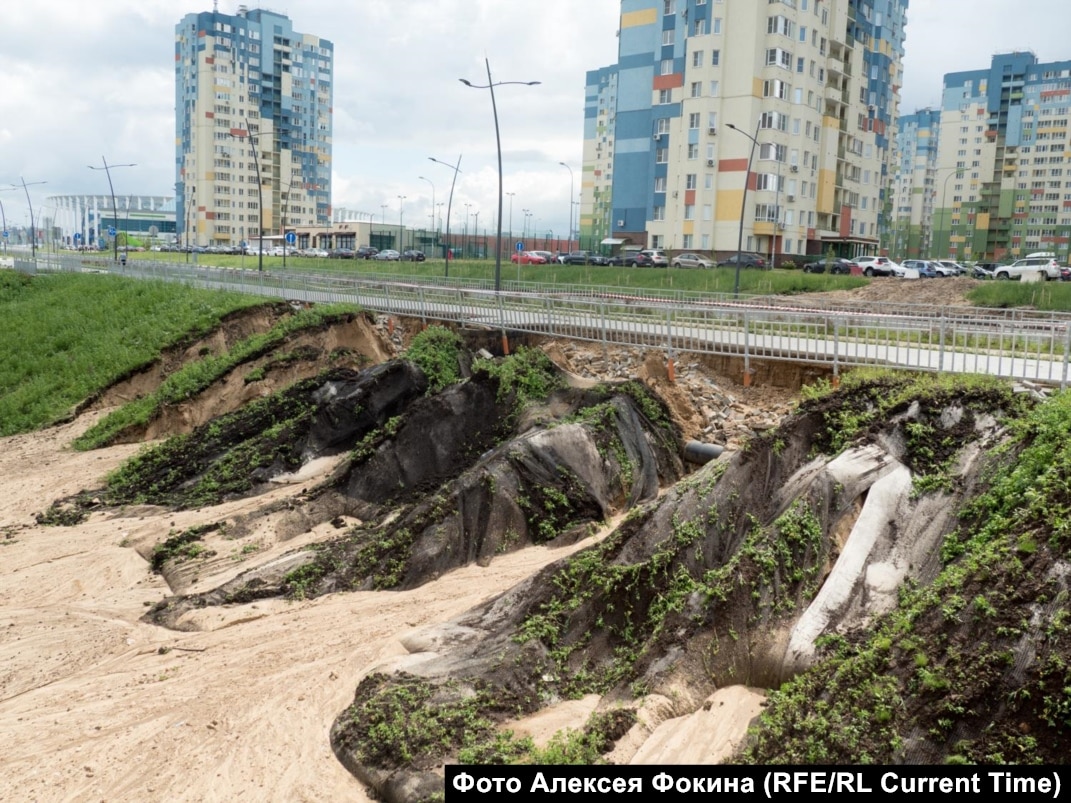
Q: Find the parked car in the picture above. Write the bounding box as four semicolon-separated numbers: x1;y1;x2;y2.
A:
670;252;714;269
854;255;902;277
589;253;612;266
327;248;355;259
933;260;966;277
374;249;401;261
640;249;669;268
801;256;856;275
718;252;766;269
529;250;555;265
355;246;379;260
560;250;598;265
971;261;1001;279
613;252;654;267
901;259;940;278
303;248;329;258
510;251;546;264
402;250;426;262
993;252;1062;281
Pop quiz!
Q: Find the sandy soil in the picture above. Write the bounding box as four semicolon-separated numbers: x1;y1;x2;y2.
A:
5;283;947;800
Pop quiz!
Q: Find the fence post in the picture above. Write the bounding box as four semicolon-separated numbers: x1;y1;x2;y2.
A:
938;317;946;376
832;317;840;388
1063;322;1071;391
742;312;751;387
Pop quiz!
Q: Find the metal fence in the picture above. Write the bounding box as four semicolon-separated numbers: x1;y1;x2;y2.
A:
16;254;1071;388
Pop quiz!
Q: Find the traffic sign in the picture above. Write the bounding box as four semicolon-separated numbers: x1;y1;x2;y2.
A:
107;227;116;237
285;231;296;245
516;241;524;252
2;231;8;239
73;232;81;241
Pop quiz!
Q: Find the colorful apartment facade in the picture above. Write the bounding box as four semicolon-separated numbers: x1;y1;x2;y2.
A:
581;0;908;261
175;7;333;250
925;52;1071;263
889;107;940;259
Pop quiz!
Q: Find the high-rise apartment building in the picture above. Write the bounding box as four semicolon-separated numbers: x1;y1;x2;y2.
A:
889;107;940;259
923;52;1071;263
581;0;907;262
175;7;333;250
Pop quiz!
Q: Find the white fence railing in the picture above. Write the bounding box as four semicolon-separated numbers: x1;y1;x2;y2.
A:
16;255;1071;388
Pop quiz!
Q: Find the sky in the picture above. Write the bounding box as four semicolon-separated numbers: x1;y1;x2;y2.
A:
0;0;1068;241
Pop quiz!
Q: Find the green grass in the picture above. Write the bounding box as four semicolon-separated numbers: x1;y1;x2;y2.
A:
0;271;264;436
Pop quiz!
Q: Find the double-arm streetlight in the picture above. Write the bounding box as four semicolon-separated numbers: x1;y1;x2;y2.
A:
88;157;135;263
726;120;762;297
429;155;463;275
229;129;264;271
13;178;47;260
558;162;574;248
460;59;540;292
397;195;406;253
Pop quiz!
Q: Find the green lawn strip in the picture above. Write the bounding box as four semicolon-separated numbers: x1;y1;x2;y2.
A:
73;302;359;450
0;272;262;436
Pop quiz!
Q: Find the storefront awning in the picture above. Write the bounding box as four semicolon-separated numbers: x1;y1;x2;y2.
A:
601;238;627;245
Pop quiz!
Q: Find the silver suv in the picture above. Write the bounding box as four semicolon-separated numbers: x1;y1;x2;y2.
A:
641;249;669;268
994;252;1062;281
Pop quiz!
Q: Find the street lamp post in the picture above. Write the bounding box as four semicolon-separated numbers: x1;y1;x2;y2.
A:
473;210;480;257
229;129;264;272
558;162;574;249
726;120;762;297
460;58;540;292
418;175;435;249
0;188;14;255
429;155;462;275
281;181;292;268
88;158;135;263
14;178;47;260
397;195;406;254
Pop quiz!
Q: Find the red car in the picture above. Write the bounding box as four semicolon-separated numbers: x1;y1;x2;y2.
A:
510;251;547;264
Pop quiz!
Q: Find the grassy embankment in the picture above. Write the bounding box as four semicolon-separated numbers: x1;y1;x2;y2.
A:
0;271;264;437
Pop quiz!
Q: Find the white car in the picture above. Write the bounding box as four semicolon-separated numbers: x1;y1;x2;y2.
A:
854;255;905;277
993;252;1062;281
933;260;966;277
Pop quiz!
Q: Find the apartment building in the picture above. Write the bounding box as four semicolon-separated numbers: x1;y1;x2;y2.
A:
889;108;940;259
175;7;333;250
581;0;907;262
928;52;1071;263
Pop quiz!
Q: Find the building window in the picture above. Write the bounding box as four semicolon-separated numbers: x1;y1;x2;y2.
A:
709;80;719;96
693;19;708;35
691;82;702;98
766;48;793;69
653;205;665;220
763;79;788;100
693;51;703;67
682;234;694;248
684;205;695;220
689;112;700;129
663;30;675;46
656;118;670;134
712;17;722;33
658;89;672;104
654;176;667;192
688;143;699;159
711;50;720;66
656;148;668;164
686;173;697;189
661;59;674;76
663;0;674;13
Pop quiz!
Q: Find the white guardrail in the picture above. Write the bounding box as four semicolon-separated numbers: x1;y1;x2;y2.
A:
16;254;1071;388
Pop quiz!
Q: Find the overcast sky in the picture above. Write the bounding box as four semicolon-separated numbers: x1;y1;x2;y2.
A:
1;0;1068;239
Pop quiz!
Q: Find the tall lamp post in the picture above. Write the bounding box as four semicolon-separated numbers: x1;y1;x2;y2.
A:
229;129;264;272
397;195;406;254
88;158;135;263
460;58;540;292
726;120;762;297
0;189;12;255
14;178;47;260
558;162;574;249
429;155;462;275
418;175;435;248
281;181;292;268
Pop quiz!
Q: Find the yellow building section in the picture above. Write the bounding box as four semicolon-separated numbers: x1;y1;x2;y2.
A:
977;212;991;229
823;115;839;129
681;221;694;235
752;77;764;97
716;189;744;222
622;7;657;27
754;222;775;236
816;168;836;213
